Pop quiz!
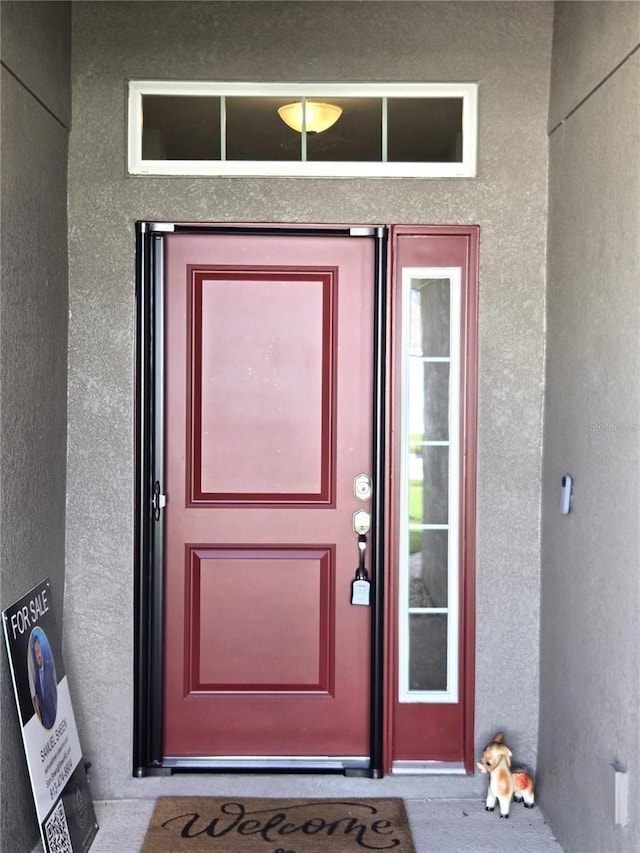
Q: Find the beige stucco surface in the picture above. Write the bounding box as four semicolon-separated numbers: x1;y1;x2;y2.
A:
0;0;640;853
0;5;71;851
0;0;71;126
548;0;640;129
540;5;640;849
3;4;640;852
64;0;551;802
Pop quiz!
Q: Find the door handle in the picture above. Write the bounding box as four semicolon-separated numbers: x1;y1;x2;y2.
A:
357;534;368;579
351;512;371;606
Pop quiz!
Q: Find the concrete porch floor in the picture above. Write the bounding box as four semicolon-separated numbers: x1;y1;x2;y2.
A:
32;776;564;852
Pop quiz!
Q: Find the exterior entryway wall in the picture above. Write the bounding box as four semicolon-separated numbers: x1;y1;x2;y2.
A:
64;0;552;802
31;0;549;809
0;4;71;851
540;4;640;850
4;4;639;852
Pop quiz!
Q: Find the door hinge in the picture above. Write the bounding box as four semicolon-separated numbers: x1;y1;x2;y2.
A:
151;481;166;520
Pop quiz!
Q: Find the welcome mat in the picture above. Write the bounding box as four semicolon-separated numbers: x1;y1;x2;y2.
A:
141;797;416;852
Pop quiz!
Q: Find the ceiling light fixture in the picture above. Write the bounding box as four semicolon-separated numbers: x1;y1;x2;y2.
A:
277;101;343;134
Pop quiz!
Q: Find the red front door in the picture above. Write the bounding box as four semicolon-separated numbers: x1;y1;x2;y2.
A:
162;229;375;766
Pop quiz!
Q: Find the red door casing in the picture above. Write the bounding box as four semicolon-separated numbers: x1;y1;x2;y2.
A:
163;230;375;762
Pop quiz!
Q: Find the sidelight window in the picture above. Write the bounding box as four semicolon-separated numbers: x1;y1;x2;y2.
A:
399;268;461;703
127;82;478;178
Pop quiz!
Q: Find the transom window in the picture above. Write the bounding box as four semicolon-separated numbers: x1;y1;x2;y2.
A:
127;82;478;178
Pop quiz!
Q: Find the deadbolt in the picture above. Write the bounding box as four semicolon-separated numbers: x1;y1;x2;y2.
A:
353;509;371;535
353;473;373;501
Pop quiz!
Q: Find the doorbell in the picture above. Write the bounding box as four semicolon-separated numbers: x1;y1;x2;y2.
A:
560;474;573;514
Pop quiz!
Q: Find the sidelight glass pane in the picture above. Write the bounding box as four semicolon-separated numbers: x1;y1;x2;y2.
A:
142;95;221;160
408;362;450;441
409;614;448;691
409;445;449;526
388;98;463;163
410;279;450;357
399;267;461;703
409;529;448;608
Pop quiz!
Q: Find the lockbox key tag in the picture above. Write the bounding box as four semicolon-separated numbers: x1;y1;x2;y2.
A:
351;578;371;606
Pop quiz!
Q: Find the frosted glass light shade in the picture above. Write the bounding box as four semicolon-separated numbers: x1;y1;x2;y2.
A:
277;101;343;133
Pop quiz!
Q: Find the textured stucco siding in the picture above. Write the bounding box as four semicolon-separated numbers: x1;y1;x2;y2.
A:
66;0;551;801
548;0;640;130
0;3;71;851
540;3;640;850
0;0;71;125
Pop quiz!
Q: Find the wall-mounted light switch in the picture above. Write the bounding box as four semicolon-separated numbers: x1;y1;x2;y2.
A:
560;474;573;514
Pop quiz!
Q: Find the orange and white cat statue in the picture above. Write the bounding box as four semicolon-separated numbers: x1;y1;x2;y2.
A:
477;731;535;818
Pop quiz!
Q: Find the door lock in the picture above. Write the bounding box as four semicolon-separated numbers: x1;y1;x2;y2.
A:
353;473;373;501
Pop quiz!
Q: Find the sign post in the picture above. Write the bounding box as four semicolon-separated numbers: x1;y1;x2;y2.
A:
2;578;98;852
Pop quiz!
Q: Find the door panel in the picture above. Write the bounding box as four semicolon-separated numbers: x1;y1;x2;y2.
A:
192;548;331;689
163;231;375;761
190;270;332;501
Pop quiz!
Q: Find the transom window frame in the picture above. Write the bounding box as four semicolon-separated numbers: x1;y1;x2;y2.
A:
127;81;478;178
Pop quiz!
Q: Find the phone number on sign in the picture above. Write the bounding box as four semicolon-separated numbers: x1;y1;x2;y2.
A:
47;747;74;800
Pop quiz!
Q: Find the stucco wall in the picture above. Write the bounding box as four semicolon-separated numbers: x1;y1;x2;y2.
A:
540;3;640;851
548;0;640;130
66;1;551;800
0;3;71;851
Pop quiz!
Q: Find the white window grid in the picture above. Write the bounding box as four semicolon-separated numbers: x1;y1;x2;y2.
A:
398;267;461;703
127;81;478;178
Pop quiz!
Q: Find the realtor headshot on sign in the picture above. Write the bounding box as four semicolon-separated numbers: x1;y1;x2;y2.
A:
28;627;58;729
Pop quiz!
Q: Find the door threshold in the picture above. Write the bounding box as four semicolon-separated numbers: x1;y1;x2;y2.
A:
391;760;467;775
163;755;370;772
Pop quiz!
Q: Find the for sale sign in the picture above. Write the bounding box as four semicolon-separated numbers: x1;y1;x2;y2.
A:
3;578;98;852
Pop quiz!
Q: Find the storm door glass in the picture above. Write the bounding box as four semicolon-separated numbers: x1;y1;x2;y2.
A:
399;268;461;703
